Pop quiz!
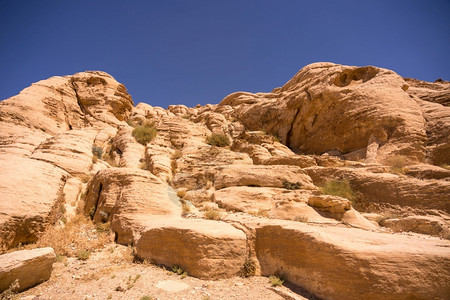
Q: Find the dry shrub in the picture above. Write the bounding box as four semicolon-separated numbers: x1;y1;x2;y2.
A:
35;214;111;258
256;208;269;217
181;201;191;213
386;155;412;175
204;209;222;220
206;134;230;147
132;121;157;145
171;159;177;173
177;189;186;199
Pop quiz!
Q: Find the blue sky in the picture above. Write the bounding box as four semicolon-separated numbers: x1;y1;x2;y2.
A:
0;0;449;108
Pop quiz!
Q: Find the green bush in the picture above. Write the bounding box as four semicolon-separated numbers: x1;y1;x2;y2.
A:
92;146;103;158
242;259;256;277
269;275;284;287
282;180;301;190
132;125;157;145
320;179;357;202
206;134;230;147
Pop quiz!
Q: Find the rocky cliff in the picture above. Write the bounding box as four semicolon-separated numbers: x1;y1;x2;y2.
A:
1;63;449;299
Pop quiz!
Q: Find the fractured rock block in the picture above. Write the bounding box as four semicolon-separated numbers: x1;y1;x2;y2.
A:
0;247;56;293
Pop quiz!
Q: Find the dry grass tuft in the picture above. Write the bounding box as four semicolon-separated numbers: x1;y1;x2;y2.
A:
80;174;93;184
320;179;358;202
294;215;309;223
386;155;412;175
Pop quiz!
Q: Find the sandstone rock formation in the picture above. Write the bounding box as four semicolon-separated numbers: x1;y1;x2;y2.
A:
0;63;449;299
0;247;56;293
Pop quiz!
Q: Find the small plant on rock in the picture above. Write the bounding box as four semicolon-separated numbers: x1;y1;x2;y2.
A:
126;274;141;289
171;265;188;278
269;275;284;287
76;249;90;261
132;123;157;145
282;179;302;190
92;145;103;159
206;133;230;147
242;259;256;277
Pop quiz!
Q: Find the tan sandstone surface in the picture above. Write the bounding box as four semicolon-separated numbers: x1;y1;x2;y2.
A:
0;63;449;299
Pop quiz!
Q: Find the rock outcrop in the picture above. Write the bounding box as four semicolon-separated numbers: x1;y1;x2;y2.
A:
0;63;449;300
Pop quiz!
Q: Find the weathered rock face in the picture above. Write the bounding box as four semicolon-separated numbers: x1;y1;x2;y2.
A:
0;64;449;299
71;71;133;124
0;71;133;135
404;77;450;106
0;247;56;293
305;166;450;213
83;168;181;244
221;63;431;164
0;155;68;251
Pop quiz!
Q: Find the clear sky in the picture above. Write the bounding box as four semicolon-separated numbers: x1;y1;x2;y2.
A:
0;0;449;108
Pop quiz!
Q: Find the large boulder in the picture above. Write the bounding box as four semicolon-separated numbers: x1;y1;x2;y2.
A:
134;217;247;279
0;247;56;293
255;221;450;300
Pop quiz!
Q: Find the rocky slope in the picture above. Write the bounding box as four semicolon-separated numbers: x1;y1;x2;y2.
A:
0;63;449;299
